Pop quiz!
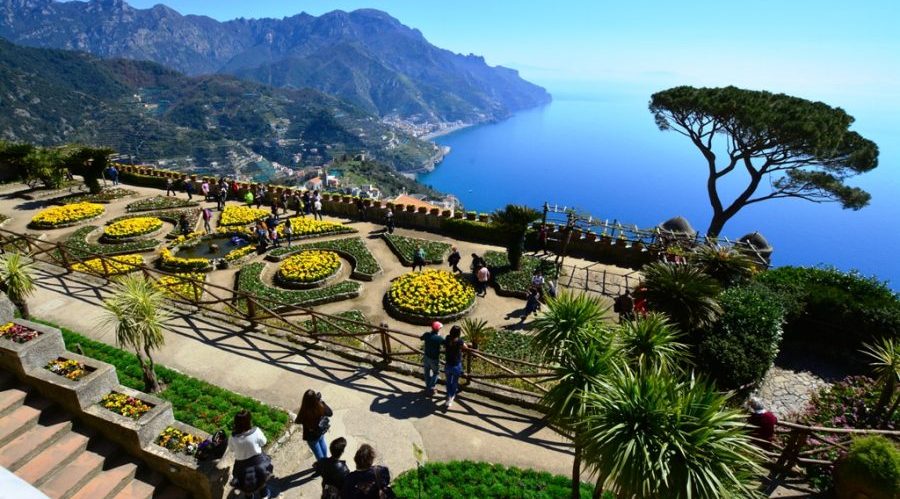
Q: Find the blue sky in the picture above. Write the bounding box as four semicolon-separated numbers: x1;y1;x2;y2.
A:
112;1;899;108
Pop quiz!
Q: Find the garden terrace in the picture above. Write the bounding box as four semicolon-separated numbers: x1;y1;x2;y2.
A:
382;233;451;266
64;225;162;258
51;187;136;205
268;237;381;280
108;209;201;239
126;196;199;212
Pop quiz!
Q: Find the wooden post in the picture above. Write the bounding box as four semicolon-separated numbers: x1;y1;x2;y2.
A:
601;270;607;295
772;427;809;476
58;245;72;274
246;297;257;328
100;256;110;279
379;322;392;364
464;349;472;387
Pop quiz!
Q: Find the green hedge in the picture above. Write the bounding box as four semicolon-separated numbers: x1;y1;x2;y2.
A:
64;226;160;258
439;218;507;246
119;171;169;189
837;436;900;497
483;251;557;298
383;233;451;266
392;461;599;499
48;321;290;441
696;284;785;390
755;267;900;358
236;262;360;311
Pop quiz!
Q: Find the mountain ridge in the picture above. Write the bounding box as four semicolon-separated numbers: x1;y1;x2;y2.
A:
0;0;551;122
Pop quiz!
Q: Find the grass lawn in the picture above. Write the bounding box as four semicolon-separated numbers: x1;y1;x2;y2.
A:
383;234;451;266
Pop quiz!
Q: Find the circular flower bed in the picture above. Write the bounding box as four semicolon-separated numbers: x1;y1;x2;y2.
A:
277;217;354;238
386;269;476;324
276;250;342;288
219;205;269;227
103;216;163;241
30;202;105;228
71;254;144;276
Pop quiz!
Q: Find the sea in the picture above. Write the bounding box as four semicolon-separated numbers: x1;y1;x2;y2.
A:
418;84;900;288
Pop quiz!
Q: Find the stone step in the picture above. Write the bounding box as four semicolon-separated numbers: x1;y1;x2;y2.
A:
15;431;90;484
39;449;105;499
0;385;27;418
0;412;71;469
0;403;42;448
68;461;138;499
110;479;156;499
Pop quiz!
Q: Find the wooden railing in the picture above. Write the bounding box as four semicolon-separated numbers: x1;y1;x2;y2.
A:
0;227;556;403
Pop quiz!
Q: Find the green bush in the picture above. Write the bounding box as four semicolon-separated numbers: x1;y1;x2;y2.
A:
483;251;557;297
383;233;451;266
392;461;601;499
696;284;784;390
837;436;900;497
439;218;507;246
48;322;290;441
755;267;900;358
126;196;199;212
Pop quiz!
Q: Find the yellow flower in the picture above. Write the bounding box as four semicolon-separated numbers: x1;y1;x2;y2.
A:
278;217;351;237
388;270;475;316
71;254;143;276
219;206;269;226
225;245;256;262
278;250;341;283
31;203;104;227
158;249;212;271
154;273;205;301
104;217;163;239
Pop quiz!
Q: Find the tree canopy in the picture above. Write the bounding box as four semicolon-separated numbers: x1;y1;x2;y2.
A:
650;86;879;237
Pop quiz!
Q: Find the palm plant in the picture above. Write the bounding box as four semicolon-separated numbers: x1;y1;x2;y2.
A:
491;204;541;270
99;273;171;393
0;252;36;319
860;338;900;425
531;291;609;362
579;369;764;498
541;336;618;499
617;312;691;373
460;317;493;350
690;244;756;287
637;261;722;334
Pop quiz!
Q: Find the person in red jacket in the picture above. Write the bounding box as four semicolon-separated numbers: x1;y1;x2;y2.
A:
748;397;778;447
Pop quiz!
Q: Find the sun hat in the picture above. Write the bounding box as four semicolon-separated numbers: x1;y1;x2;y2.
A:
431;321;443;331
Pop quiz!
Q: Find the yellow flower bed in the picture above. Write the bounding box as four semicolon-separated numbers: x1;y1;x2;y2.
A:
31;202;104;227
154;273;205;301
159;249;212;272
167;231;204;248
156;426;203;455
71;254;144;276
278;250;341;284
219;205;269;226
101;392;152;420
277;217;352;237
104;217;163;239
225;245;256;262
389;270;476;317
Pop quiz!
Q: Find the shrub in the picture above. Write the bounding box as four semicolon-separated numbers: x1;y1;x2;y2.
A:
696;284;785;390
439;218;507;246
126;196;198;212
755;266;900;359
382;234;451;266
836;436;900;498
391;461;598;499
483;251;557;297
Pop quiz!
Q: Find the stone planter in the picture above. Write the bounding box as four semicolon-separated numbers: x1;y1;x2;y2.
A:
145;421;226;499
28;353;118;413
384;294;477;326
84;386;173;451
405;205;416;213
466;212;477;221
441;209;452;217
454;211;465;219
478;214;490;223
0;320;65;376
585;232;597;242
274;261;344;290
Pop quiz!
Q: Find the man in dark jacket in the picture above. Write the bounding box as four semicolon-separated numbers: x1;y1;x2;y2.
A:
320;437;351;497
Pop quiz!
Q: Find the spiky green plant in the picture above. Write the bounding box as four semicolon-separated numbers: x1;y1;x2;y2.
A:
617;312;691;373
0;252;36;319
99;273;171;393
637;262;722;334
460;317;493;351
860;338;900;424
531;291;609;363
491;204;541;270
690;244;757;287
579;369;764;498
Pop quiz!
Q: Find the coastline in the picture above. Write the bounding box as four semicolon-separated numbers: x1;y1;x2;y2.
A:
420;122;474;141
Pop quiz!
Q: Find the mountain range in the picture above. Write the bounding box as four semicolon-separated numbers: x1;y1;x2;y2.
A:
0;37;437;180
0;0;551;123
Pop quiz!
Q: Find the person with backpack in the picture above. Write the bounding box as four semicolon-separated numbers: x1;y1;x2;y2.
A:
341;444;393;499
297;390;333;463
614;289;635;321
420;322;444;397
320;437;351;498
443;325;468;409
384;209;395;234
283;218;294;247
228;410;273;499
202;207;213;234
447;247;462;274
184;178;194;200
411;246;426;272
166;177;176;197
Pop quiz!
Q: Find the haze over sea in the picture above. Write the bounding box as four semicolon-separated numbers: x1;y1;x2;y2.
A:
420;83;900;288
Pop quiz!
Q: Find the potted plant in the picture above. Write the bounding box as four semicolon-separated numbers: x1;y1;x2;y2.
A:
418;206;429;214
466;211;477;221
406;205;416;213
441;209;452;217
478;213;490;223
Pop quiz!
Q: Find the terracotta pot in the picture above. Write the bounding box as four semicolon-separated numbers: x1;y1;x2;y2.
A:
406;205;416;213
478;214;490;223
417;206;428;214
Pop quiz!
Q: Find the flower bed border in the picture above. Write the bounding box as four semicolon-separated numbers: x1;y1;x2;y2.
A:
64;226;162;258
267;237;381;281
108;209;200;239
275;252;344;290
383;291;477;326
101;222;164;244
236;262;361;311
29;212;104;229
126;196;199;213
382;233;451;267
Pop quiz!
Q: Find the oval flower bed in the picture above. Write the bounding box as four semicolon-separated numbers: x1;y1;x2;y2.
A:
224;244;256;263
0;322;41;343
219;205;269;227
277;217;355;238
71;254;144;276
276;250;342;289
100;392;153;420
30;202;105;228
155;426;203;456
45;357;93;381
103;216;164;241
386;269;476;324
154;273;206;302
158;249;213;272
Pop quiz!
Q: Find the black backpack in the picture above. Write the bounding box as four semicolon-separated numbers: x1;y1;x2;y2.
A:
196;429;228;461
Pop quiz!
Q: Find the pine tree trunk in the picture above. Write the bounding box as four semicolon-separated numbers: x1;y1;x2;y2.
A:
14;298;29;320
136;348;160;393
571;443;582;499
592;473;606;499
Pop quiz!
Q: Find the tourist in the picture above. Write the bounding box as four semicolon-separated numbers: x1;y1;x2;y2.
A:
613;290;635;321
283;218;293;247
531;269;545;291
341;444;392;499
231;180;240;200
545;279;558;299
633;287;648;316
537;224;548;255
476;264;490;297
412;245;426;271
313;196;323;221
355;197;366;221
443;325;468;408
228;410;273;499
268;227;280;248
320;437;350;498
303;191;312;216
470;253;486;273
244;189;254;207
270;198;279;216
447;247;462;273
747;397;777;447
255;186;265;209
201;207;213;234
521;288;542;323
281;191;290;215
292;192;303;217
297;390;333;463
384;209;395;234
217;186;227;211
178;213;191;235
420;322;444;397
255;222;269;253
166;177;176;197
106;165;119;186
201;180;210;201
265;214;277;232
184;178;194;200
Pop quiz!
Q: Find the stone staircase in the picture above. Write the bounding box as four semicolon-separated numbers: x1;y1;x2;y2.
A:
0;372;189;499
